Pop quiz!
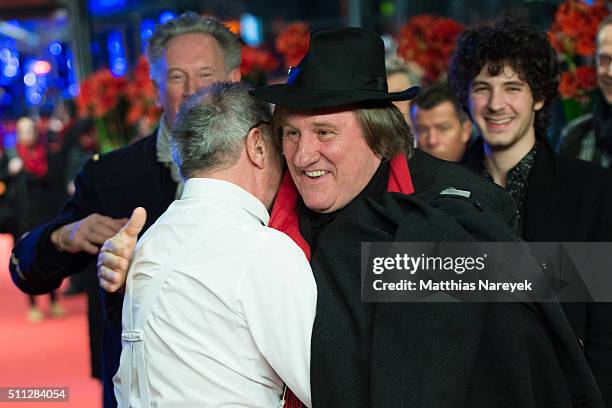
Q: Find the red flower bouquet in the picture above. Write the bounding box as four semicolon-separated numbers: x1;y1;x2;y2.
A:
275;22;310;69
397;15;464;83
240;45;280;86
549;0;609;119
76;57;161;152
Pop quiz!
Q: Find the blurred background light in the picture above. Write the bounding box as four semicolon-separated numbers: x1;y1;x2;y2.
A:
240;13;263;46
159;11;176;24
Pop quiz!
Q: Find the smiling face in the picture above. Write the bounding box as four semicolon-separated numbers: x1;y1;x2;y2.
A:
280;108;382;213
468;64;543;153
155;33;240;126
597;24;612;104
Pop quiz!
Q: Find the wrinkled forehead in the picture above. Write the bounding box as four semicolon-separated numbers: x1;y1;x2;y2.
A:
598;24;612;51
273;105;359;127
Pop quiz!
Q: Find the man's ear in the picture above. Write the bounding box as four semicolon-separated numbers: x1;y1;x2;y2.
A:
461;119;473;143
245;127;266;169
152;80;161;107
534;99;545;112
228;69;241;83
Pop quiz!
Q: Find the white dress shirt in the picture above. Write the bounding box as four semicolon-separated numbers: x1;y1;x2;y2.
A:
114;178;317;407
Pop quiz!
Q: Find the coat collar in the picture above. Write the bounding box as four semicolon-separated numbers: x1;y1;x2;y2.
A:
522;139;561;240
461;136;561;240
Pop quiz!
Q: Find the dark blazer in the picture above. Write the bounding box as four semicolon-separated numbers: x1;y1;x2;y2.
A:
463;138;612;407
9;133;176;408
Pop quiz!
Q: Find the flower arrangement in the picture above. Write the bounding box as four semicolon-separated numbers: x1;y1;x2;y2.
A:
549;0;609;118
125;56;161;128
397;15;464;84
240;45;279;87
76;56;161;153
275;22;310;69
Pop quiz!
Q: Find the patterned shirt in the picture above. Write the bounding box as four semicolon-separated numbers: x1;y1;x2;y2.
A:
483;143;537;230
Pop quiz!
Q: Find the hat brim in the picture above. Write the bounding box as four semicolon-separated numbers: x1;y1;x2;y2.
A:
250;84;420;109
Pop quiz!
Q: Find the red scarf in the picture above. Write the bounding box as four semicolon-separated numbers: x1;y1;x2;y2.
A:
269;154;414;407
16;142;48;179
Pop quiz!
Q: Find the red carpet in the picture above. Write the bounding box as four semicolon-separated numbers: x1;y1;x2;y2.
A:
0;234;102;407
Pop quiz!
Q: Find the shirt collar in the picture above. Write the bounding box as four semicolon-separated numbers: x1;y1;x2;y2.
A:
181;178;270;226
155;115;173;164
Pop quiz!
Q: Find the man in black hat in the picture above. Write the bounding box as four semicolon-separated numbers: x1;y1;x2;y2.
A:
100;27;604;407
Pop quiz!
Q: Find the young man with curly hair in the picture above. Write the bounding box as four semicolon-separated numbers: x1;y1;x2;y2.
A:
449;17;612;407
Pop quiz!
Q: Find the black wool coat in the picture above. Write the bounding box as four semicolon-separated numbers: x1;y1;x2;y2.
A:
309;192;602;408
306;151;603;407
463;138;612;407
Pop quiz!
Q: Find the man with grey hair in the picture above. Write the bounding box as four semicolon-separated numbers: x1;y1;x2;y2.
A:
9;11;241;407
113;82;316;407
385;57;423;125
560;15;612;169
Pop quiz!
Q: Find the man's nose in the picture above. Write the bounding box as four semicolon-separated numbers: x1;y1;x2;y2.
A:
427;131;440;147
487;89;505;111
184;78;199;97
292;134;322;168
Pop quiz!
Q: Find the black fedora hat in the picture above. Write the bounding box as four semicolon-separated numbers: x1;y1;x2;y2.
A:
250;27;419;108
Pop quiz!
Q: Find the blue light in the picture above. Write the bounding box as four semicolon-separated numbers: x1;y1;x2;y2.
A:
69;83;79;97
49;41;62;55
111;57;127;77
3;65;17;77
107;31;127;77
0;48;19;85
159;11;176;25
88;0;127;15
108;41;121;54
140;19;155;42
24;72;36;86
240;13;263;47
141;29;153;40
28;92;42;105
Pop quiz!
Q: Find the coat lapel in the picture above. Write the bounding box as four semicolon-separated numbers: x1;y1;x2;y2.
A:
523;142;561;241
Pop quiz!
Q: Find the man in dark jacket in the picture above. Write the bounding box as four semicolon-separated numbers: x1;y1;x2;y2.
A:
101;27;604;407
9;11;241;407
560;15;612;169
449;16;612;406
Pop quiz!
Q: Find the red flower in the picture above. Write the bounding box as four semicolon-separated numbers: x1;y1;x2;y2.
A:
559;71;578;98
397;15;464;83
75;55;161;150
276;22;310;69
125;56;160;126
76;68;127;119
241;45;280;77
575;65;597;91
549;0;609;57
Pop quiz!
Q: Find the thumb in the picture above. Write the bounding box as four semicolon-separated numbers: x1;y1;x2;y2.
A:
122;207;147;238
